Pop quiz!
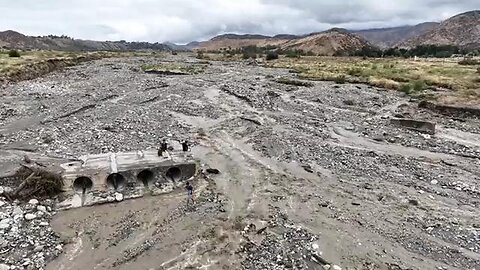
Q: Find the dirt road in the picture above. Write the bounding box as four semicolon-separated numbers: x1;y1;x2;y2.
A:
0;54;479;269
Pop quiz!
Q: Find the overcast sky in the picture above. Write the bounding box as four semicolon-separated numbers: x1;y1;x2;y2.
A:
0;0;478;44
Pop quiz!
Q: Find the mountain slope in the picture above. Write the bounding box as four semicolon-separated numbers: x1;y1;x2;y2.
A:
402;10;480;48
0;30;171;51
197;34;292;51
354;22;439;48
280;29;374;56
197;29;374;56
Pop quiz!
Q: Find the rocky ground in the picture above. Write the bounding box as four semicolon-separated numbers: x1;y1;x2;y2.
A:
0;54;479;269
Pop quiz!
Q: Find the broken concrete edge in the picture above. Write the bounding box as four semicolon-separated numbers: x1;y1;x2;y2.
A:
419;100;480;118
57;150;200;210
390;118;436;135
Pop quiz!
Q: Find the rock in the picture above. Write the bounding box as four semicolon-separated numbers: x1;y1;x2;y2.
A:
25;214;37;221
0;264;10;270
323;265;331;270
13;206;24;216
332;265;342;270
206;168;220;174
408;199;419;206
37;205;47;212
431;180;438;185
29;199;39;205
39;222;49;226
33;245;44;252
0;187;4;195
301;164;314;173
0;219;11;229
0;201;5;207
115;193;124;202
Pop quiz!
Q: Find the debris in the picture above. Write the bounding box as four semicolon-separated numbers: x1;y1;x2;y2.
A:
390;118;436;135
206;168;220;174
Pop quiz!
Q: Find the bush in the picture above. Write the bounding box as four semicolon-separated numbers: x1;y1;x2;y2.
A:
412;80;425;92
477;67;480;74
399;83;412;94
458;59;479;65
266;52;279;61
334;75;346;84
8;50;20;57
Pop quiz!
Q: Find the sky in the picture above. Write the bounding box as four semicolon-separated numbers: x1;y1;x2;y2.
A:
0;0;478;44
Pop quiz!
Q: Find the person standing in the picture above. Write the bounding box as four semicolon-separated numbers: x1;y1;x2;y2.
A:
185;181;194;205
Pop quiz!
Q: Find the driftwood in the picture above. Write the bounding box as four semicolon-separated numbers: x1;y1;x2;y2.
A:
3;164;64;201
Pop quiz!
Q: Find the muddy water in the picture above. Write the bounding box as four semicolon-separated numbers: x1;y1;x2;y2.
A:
7;55;474;270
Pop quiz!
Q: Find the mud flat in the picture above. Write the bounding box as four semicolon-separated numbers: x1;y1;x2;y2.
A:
0;54;479;270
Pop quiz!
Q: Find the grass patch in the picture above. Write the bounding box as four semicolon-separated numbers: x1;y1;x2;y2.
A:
276;77;314;87
264;56;480;101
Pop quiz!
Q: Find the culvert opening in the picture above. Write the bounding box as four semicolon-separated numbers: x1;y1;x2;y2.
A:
165;167;182;182
73;177;93;194
106;173;126;191
137;170;155;187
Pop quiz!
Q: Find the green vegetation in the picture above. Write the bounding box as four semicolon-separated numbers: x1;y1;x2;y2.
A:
8;50;21;57
267;56;480;103
0;50;155;80
458;58;480;65
275;77;314;87
266;51;279;61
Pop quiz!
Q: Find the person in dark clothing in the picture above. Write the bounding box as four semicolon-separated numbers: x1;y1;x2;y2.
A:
182;141;189;152
158;139;168;156
185;181;194;204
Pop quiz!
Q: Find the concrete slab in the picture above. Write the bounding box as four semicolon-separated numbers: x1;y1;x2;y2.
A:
58;150;198;209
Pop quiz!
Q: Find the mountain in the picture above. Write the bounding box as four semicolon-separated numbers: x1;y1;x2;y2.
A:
402;10;480;48
197;29;374;55
0;30;171;51
353;22;439;48
197;34;292;51
279;28;374;56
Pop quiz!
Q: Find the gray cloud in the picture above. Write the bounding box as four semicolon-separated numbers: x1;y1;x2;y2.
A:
0;0;478;43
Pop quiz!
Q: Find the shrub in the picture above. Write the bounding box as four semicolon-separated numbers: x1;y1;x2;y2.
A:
458;59;479;65
266;52;279;61
8;50;20;57
334;75;346;84
399;83;412;94
196;51;205;59
412;80;425;91
477;67;480;74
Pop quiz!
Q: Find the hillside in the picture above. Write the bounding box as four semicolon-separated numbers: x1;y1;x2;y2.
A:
197;34;292;51
280;29;374;56
402;10;480;48
354;22;439;48
0;30;171;51
197;29;374;55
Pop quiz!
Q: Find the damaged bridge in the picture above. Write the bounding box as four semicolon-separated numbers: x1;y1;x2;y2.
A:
58;149;198;209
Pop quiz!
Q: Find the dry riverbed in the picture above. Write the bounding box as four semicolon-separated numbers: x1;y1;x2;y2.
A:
0;54;479;270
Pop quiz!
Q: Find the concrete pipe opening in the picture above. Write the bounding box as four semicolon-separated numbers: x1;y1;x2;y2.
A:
137;169;155;187
73;177;93;194
106;173;126;191
165;167;182;182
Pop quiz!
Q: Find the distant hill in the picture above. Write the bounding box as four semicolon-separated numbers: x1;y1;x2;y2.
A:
279;29;374;56
197;29;374;56
0;30;171;51
402;10;480;48
353;22;439;48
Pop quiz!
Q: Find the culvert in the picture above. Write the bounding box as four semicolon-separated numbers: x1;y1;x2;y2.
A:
165;167;182;182
73;177;93;194
137;169;155;187
106;173;126;191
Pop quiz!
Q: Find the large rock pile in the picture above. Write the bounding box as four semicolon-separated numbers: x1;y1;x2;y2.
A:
0;191;62;270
